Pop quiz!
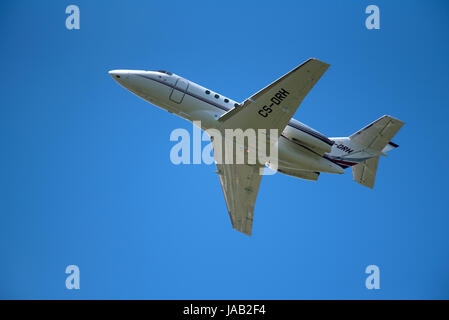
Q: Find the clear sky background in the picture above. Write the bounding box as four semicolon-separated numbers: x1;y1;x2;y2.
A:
1;0;449;299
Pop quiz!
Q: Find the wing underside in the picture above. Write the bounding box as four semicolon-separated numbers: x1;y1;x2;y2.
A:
218;58;330;137
216;162;263;236
211;58;329;235
352;156;379;189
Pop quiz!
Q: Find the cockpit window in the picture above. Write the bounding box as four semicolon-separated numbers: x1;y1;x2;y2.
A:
156;70;173;75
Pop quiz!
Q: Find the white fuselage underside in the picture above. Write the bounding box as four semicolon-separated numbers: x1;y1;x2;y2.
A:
110;70;344;175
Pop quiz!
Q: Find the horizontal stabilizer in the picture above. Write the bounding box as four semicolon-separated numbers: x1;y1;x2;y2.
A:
348;115;404;188
352;156;379;188
350;115;404;153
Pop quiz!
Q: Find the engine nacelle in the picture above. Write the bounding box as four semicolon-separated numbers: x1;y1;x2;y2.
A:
277;167;320;181
282;121;333;154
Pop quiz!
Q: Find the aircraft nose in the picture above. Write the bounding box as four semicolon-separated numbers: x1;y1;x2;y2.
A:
109;70;129;80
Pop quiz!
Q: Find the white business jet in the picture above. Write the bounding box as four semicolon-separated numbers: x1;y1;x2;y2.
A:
110;58;403;236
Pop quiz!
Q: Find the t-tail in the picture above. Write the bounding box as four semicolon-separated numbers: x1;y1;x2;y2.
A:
327;115;404;188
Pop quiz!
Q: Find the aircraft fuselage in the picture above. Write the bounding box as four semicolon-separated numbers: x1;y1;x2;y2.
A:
109;69;344;176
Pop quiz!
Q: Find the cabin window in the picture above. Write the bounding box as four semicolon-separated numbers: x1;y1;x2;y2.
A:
224;99;229;103
156;70;173;75
205;90;210;94
234;103;239;107
214;94;219;99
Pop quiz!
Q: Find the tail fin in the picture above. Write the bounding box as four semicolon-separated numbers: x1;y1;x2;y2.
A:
349;115;404;188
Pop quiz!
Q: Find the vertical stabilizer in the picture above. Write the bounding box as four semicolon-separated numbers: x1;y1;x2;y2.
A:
349;115;404;188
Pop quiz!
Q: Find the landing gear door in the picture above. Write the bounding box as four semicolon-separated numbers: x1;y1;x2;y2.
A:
169;78;189;103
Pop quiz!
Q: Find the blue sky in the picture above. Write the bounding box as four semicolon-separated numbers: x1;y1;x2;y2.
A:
1;0;449;299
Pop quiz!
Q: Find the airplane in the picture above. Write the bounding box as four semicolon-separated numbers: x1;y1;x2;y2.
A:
109;58;404;236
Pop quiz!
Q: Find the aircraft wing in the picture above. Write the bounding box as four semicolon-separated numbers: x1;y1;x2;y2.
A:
215;161;263;236
218;58;329;135
212;58;329;235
